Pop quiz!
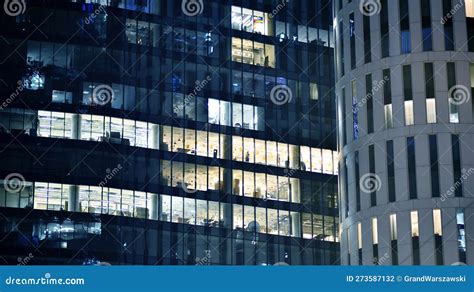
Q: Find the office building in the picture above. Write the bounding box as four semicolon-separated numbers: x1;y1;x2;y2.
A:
336;0;474;265
0;0;339;265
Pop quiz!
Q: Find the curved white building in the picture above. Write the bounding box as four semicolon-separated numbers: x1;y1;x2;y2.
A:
335;0;474;265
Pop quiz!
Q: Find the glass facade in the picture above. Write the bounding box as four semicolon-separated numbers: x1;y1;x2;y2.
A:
0;0;338;265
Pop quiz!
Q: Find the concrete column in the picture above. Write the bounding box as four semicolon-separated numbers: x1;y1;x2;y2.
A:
71;114;82;140
67;185;79;212
150;124;159;149
223;202;232;229
289;145;300;169
149;193;158;220
291;212;301;237
290;178;300;203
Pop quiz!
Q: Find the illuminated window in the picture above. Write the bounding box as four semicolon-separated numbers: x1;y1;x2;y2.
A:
405;100;414;125
357;222;362;249
231;37;275;68
231;6;272;36
384;104;393;128
433;209;442;236
372;217;378;244
411;211;419;237
390;214;397;240
466;0;474;17
426;98;437;123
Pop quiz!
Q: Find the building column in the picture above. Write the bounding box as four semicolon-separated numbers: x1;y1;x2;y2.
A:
71;114;82;140
291;212;301;237
150;124;159;149
149;193;158;220
67;185;79;212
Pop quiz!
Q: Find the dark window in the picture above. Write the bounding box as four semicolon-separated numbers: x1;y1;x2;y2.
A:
380;0;389;57
344;157;349;217
425;63;435;99
369;144;376;207
341;88;347;146
447;62;456;89
365;74;374;134
400;0;411;53
429;135;440;197
403;65;412;100
468;17;474;52
363;16;371;63
452;135;462;197
386;140;395;202
407;137;417;199
442;0;454;50
339;20;345;77
421;0;433;51
355;151;361;211
383;69;391;104
349;13;356;69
